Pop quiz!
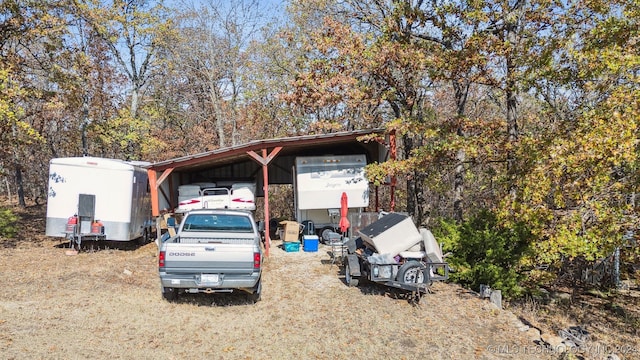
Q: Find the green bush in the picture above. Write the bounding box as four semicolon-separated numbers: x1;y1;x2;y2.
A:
434;209;533;299
0;208;18;239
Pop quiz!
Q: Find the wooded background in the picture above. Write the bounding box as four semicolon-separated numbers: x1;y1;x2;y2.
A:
2;0;638;294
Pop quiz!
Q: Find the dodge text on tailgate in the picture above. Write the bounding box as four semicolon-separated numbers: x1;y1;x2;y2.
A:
158;209;262;303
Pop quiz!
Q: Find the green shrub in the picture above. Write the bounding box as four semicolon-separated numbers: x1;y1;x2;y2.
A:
0;208;18;239
434;209;533;299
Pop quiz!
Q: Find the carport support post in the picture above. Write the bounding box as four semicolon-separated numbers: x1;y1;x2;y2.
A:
390;129;397;211
247;147;282;257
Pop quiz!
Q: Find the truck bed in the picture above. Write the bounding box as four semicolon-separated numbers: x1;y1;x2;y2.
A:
158;209;262;301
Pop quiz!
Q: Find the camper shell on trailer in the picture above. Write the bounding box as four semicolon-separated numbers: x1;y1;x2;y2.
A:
45;157;153;248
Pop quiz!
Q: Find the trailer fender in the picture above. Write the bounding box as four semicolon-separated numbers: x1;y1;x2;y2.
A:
346;254;361;277
345;237;359;254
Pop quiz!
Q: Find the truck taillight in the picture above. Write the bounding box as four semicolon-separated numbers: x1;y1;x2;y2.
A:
253;252;261;269
159;251;165;267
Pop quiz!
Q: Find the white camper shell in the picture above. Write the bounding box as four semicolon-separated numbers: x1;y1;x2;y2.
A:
45;157;153;244
175;183;257;213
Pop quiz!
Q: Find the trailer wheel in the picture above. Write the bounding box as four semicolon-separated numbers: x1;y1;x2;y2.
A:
345;262;360;287
135;229;147;245
162;287;178;302
319;227;334;244
397;261;426;284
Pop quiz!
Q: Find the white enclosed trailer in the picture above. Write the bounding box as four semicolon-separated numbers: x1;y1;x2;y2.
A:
45;157;153;246
294;154;369;241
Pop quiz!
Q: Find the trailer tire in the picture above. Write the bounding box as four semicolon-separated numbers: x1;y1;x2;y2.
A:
137;229;148;245
345;262;360;287
162;287;178;302
397;261;426;284
319;227;334;244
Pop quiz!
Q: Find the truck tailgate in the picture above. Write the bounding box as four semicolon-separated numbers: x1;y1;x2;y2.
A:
162;242;258;274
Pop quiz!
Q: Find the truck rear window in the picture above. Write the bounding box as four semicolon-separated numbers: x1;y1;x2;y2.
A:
182;214;254;233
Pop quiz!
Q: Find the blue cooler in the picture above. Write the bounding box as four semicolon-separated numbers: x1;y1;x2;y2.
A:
303;235;319;252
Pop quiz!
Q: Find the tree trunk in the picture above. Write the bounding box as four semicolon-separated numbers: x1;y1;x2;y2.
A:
453;79;469;222
506;33;519;200
506;85;518;200
404;132;428;225
453;147;465;221
82;95;89;156
130;87;139;119
4;177;11;203
413;169;427;226
505;2;522;199
404;133;416;219
211;87;226;148
506;76;518;173
15;164;25;207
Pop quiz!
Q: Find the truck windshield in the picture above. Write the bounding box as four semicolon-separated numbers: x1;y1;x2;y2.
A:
182;214;254;233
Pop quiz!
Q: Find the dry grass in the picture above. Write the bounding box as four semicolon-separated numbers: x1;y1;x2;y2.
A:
3;203;631;360
509;287;640;360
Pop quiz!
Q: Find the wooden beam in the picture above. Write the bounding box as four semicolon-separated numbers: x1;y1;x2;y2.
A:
148;168;174;217
246;147;283;257
247;146;282;166
148;170;159;217
156;168;174;187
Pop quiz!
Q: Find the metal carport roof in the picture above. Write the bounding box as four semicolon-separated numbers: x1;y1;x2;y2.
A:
146;128;393;256
148;128;387;172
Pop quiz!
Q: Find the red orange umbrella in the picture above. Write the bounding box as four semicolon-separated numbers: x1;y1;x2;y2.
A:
339;192;350;233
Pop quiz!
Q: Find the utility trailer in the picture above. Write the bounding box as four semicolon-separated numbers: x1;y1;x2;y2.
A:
343;213;449;302
45;157;153;249
293;154;369;241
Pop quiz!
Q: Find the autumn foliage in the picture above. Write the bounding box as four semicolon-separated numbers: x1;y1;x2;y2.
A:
1;0;638;295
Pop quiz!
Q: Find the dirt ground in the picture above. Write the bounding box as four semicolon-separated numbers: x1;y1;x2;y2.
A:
0;204;638;359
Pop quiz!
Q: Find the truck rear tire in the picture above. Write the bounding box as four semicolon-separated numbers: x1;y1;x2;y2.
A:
397;261;426;284
162;287;178;302
248;279;262;303
345;262;360;287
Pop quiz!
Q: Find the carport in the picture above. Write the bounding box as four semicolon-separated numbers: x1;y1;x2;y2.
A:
146;128;396;256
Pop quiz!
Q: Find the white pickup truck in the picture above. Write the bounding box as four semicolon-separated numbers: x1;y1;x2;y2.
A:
158;209;263;302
